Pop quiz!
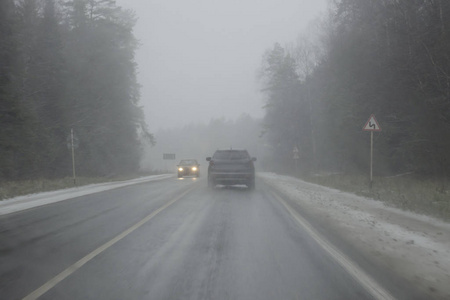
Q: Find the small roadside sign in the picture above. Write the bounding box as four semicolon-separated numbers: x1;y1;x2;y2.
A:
163;153;176;160
66;134;79;149
293;146;299;160
363;114;381;131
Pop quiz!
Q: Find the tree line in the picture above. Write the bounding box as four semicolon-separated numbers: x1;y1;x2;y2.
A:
0;0;152;180
260;0;450;178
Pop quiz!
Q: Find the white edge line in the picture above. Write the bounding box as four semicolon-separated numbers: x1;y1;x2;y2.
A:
273;192;396;300
22;186;194;300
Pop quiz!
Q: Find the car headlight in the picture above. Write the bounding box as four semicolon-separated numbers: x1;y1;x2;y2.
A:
178;167;183;171
192;167;197;171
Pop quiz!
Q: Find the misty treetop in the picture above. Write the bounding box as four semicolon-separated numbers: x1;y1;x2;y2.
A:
260;0;450;177
0;0;151;180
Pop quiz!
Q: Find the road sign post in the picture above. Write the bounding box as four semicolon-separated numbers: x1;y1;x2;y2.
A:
163;153;176;160
293;146;299;174
163;153;176;173
363;115;381;188
70;129;77;185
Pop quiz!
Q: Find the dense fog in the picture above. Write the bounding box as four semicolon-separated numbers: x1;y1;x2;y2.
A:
143;1;450;179
141;115;264;173
2;0;450;180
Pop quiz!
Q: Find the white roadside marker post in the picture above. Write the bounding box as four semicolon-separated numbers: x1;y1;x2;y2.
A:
71;128;76;186
67;129;78;186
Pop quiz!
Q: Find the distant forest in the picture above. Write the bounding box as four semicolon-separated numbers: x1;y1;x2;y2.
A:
260;0;450;177
0;0;152;180
144;115;263;172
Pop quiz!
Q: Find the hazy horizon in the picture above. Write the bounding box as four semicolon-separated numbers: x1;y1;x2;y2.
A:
115;0;327;131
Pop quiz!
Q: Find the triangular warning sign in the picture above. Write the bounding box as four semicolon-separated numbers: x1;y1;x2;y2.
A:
363;114;381;131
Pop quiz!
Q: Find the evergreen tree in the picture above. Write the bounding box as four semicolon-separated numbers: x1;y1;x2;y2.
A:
63;0;145;176
0;0;149;180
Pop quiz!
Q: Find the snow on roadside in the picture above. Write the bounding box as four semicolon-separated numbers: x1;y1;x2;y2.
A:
259;172;450;299
0;174;174;216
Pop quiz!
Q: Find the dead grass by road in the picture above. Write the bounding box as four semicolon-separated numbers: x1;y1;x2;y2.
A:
303;173;450;222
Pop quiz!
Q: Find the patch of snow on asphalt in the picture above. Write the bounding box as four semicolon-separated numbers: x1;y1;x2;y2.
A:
259;172;450;299
0;174;174;216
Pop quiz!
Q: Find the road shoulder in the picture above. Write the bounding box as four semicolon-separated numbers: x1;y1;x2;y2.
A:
259;172;450;300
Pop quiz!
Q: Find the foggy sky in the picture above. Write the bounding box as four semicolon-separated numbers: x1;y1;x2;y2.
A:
116;0;327;130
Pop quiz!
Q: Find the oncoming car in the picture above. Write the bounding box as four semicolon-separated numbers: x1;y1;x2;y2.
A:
206;149;256;190
177;159;200;178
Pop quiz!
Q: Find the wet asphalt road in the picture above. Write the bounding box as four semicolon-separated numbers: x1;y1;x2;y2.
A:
0;176;375;300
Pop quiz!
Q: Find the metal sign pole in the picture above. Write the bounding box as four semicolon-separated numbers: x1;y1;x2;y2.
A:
370;131;373;188
363;114;381;189
163;153;176;173
71;128;76;185
293;146;299;175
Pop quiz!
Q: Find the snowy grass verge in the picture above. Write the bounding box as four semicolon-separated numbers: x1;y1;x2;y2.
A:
0;174;174;216
304;173;450;221
259;172;450;299
0;172;164;201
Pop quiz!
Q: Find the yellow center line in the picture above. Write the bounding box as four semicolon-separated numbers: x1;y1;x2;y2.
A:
23;185;196;300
